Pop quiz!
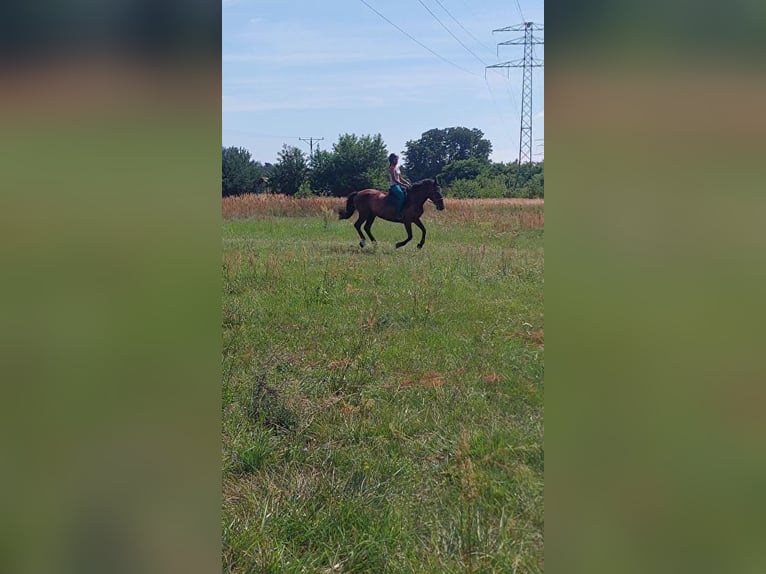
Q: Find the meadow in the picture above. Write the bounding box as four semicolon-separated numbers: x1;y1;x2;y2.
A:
222;195;544;573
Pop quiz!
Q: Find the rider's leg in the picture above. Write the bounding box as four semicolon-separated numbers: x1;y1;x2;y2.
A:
394;185;405;220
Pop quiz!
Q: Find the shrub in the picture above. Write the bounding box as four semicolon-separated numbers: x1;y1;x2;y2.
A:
446;175;509;199
295;181;315;198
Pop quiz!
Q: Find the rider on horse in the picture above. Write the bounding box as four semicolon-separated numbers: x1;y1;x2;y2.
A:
387;153;411;220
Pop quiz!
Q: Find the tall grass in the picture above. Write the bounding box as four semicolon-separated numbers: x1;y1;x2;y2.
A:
222;196;544;573
223;193;339;220
222;194;544;231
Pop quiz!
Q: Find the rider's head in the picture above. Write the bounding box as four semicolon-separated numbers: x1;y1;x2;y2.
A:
388;153;398;165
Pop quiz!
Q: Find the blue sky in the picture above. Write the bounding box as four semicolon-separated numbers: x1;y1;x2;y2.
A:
222;0;544;165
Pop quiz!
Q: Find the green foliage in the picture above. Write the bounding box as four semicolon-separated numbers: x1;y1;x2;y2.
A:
307;149;335;195
234;430;273;474
439;157;489;186
222;146;272;196
446;178;481;199
224;133;543;199
294;181;314;198
271;145;309;196
524;173;544;199
404;127;492;182
442;160;544;199
222;146;254;196
447;175;507;198
514;162;545;198
310;133;388;196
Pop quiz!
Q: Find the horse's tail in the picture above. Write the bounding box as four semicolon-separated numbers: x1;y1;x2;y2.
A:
338;192;358;220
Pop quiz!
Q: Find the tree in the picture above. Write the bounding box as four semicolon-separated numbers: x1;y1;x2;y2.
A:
310;133;388;197
271;145;309;196
307;149;335;196
253;162;275;193
439;157;489;186
222;146;257;197
403;127;492;182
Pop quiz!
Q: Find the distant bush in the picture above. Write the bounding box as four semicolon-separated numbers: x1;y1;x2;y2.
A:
295;181;314;198
446;175;518;199
447;178;481;198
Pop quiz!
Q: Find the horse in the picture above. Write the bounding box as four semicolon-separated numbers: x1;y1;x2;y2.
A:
337;178;445;249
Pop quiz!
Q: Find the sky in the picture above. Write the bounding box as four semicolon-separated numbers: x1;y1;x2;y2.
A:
222;0;544;166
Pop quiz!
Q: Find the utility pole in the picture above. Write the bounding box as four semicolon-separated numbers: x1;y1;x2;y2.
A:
486;22;543;187
298;136;324;159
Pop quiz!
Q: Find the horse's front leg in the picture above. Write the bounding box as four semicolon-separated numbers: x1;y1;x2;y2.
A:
354;216;367;248
395;221;413;248
413;218;426;249
363;216;377;243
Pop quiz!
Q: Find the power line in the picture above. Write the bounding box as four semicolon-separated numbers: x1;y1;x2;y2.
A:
298;136;324;158
484;74;514;144
415;0;488;67
408;0;524;153
430;0;497;56
514;0;525;22
484;63;522;122
356;0;479;76
425;0;523;93
502;75;521;120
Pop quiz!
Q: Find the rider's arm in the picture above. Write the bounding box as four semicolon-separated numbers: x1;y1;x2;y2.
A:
391;166;406;186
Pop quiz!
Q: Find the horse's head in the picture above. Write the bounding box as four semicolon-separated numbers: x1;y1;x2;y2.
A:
428;178;445;211
410;178;445;210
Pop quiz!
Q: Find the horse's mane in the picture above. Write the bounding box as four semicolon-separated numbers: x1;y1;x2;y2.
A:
410;178;434;190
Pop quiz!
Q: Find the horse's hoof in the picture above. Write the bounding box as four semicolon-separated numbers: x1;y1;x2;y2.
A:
417;244;424;249
359;240;366;248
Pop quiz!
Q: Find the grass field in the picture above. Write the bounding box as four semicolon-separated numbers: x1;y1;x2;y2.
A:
222;196;544;573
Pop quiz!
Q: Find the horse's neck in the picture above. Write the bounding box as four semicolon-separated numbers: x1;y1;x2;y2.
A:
409;187;428;205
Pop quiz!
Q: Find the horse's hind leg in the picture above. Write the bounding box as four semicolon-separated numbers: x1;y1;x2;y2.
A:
353;215;367;247
413;218;427;249
395;222;413;249
363;216;377;243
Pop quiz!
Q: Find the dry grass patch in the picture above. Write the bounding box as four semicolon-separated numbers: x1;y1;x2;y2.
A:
222;194;341;220
222;193;543;230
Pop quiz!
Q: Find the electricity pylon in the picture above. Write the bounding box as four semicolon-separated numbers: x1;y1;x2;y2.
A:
486;22;543;186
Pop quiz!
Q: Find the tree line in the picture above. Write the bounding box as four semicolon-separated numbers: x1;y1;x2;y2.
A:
222;127;543;199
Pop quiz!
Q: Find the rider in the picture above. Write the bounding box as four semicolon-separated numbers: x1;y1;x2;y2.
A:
387;153;411;220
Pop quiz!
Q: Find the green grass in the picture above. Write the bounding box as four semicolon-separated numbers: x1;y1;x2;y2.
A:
222;209;543;573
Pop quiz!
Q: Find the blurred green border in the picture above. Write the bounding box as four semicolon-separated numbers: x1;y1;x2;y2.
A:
546;2;766;573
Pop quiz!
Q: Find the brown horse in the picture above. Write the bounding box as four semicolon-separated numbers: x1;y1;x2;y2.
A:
337;178;445;249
